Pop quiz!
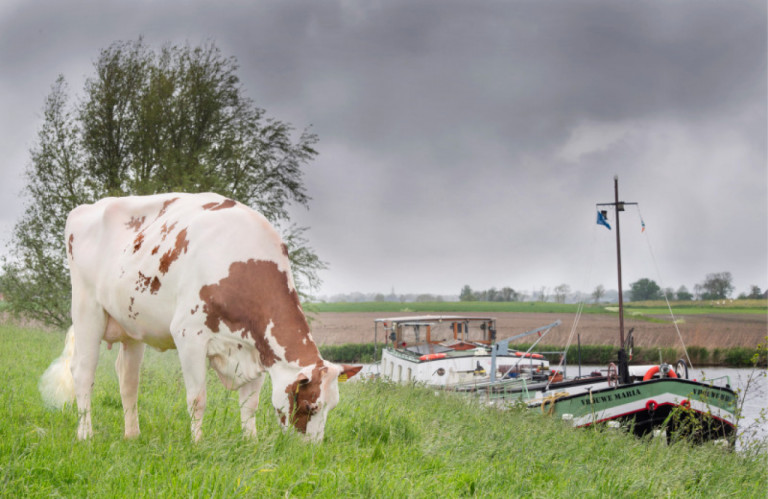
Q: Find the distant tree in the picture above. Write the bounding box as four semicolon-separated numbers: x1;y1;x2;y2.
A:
676;285;693;301
500;287;519;302
693;283;703;300
459;285;475;301
738;285;764;300
486;287;499;302
0;39;322;328
699;272;734;300
591;284;606;303
553;284;570;304
628;278;661;301
536;286;549;302
374;293;386;302
416;294;436;302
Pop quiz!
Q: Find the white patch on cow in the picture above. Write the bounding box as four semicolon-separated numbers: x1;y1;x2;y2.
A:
207;335;264;390
263;320;294;367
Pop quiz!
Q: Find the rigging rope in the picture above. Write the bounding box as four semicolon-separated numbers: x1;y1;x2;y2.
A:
545;220;599;390
633;205;694;369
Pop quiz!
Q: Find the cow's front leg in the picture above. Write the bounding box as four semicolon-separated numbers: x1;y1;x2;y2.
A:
115;340;145;438
176;341;208;442
238;374;266;438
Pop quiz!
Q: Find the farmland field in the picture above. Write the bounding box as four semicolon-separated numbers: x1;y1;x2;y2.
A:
308;309;766;351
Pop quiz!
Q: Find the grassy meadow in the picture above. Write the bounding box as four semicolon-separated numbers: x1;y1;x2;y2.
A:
309;299;767;316
1;324;767;497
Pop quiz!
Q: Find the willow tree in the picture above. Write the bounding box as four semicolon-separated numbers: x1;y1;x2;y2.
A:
1;39;324;328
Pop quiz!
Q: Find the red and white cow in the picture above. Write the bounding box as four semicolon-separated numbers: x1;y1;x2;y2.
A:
40;193;360;442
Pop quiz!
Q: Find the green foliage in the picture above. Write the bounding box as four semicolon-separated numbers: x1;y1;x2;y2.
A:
1;39;324;326
1;325;766;497
629;278;661;301
699;272;735;300
319;343;378;363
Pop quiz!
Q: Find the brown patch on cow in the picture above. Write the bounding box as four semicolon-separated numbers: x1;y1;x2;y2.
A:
281;243;289;258
284;363;325;433
151;245;160;255
150;276;161;294
128;297;138;320
133;232;145;253
237;343;242;350
198;259;319;368
136;271;161;295
157;197;179;219
190;304;199;315
160;221;177;241
125;216;146;232
158;228;189;274
67;234;74;258
202;199;236;211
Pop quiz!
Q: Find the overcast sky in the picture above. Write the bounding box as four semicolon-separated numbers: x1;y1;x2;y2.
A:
1;0;766;299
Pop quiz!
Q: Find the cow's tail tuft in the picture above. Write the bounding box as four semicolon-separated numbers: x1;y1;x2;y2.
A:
39;326;76;409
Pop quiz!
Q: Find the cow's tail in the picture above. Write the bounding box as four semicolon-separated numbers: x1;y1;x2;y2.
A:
39;326;76;409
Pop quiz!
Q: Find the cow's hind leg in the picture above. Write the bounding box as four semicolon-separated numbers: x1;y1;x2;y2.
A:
115;340;145;438
70;300;107;440
175;340;208;442
238;374;266;438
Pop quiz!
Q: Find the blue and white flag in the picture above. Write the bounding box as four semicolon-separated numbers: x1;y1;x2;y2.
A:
596;211;611;230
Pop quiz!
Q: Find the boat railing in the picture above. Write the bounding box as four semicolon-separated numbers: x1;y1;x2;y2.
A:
701;374;732;390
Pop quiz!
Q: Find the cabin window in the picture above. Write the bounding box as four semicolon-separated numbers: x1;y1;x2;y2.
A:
407;368;412;381
397;365;402;382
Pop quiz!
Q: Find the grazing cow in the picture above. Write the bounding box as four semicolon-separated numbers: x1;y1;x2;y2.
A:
40;193;360;442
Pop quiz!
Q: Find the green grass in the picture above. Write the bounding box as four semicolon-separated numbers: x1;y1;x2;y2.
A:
2;324;766;497
308;300;767;316
310;301;591;314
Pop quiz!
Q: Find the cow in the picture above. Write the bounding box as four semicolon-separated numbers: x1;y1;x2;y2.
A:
39;192;360;442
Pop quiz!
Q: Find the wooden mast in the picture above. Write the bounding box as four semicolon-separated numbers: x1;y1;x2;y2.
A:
614;175;626;348
597;176;637;384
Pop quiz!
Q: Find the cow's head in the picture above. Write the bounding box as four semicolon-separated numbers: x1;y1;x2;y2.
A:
276;361;362;442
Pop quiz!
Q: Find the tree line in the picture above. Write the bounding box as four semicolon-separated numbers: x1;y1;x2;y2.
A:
460;272;765;303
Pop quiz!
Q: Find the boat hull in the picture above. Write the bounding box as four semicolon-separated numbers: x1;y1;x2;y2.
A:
526;378;737;442
381;347;550;387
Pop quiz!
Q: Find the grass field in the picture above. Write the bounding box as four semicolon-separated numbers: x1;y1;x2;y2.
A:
309;299;767;317
1;324;766;497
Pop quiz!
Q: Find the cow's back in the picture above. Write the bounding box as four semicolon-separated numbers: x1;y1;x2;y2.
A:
65;193;298;349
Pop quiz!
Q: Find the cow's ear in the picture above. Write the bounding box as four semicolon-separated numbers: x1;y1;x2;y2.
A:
296;372;310;385
338;364;362;382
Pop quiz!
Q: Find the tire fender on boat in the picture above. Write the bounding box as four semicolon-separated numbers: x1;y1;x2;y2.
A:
642;365;678;381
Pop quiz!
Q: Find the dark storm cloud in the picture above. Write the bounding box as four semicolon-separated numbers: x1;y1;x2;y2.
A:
0;0;765;297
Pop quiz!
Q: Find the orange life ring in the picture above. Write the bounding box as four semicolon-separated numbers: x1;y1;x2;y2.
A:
646;399;658;412
680;399;691;409
419;353;446;361
643;365;678;381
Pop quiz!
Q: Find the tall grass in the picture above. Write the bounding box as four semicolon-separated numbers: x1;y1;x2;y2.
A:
2;324;765;497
